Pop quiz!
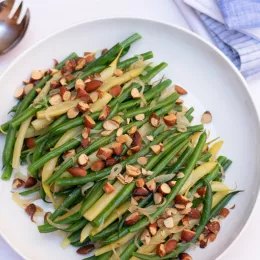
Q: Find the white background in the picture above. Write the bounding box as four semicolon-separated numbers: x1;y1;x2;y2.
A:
0;0;259;259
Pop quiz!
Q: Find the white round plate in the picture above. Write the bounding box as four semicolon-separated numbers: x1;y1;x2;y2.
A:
0;18;259;260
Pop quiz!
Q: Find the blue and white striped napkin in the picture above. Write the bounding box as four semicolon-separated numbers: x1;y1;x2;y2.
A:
176;0;260;79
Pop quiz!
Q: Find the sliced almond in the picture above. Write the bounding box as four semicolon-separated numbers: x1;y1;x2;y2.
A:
75;58;87;70
164;114;177;126
158;183;171;195
109;85;121;97
31;70;44;81
78;154;89;166
103;182;115;194
175;85;187;95
24;83;34;95
85;80;103;93
146;179;156;192
111;142;123;156
101;130;113;136
177;172;185;179
60;77;67;86
75;79;85;90
131;88;141;98
81;138;90;148
181;229;196;242
99;106;111;121
67;107;79;119
149;114;160;127
127;125;137;135
124;212;140;226
153;192;163;205
97;147;113;160
12;178;25;189
137;156;148;165
77;101;89;113
14;87;25;99
133;187;149;196
105;158;117;167
135;114;145;121
164;217;174;229
103;120;120;131
136;178;145;187
175;99;183;105
62;149;76;160
84;115;96;128
146;135;154;141
126;165;141;177
82;127;90;139
141;229;151;245
89;91;99;103
150;144;163;154
148;223;158;236
156;244;166;257
68;167;87;177
50;68;59;76
112;115;124;124
114;69;123;77
49;94;62;106
201;111;212;124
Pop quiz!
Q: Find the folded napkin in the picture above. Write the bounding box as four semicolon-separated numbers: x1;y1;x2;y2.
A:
218;0;260;30
177;0;260;78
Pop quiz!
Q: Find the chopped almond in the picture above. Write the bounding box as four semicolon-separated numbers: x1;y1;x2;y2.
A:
163;114;177;126
14;87;24;99
99;106;111;121
201;111;212;124
175;85;187;95
150;144;163;154
49;94;62;106
126;165;141;177
131;88;141;98
84;115;96;128
67;107;79;119
109;85;121;97
149;114;160;127
111;142;123;156
135;114;145;121
103;120;120;131
103;182;115;194
97;147;113;160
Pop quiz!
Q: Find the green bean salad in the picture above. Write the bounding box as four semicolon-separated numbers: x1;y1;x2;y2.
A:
1;33;241;260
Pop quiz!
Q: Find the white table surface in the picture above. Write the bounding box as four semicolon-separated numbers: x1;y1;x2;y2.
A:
0;0;259;259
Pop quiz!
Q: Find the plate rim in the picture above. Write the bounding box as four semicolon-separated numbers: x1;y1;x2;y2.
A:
0;16;259;260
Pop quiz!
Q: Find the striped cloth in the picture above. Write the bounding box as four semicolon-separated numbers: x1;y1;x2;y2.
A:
199;13;260;78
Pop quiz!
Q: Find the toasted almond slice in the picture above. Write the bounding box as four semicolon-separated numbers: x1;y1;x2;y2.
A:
116;127;123;137
128;125;137;135
146;135;154;141
135;114;145;121
97;147;113;160
24;83;34;95
201;111;212;123
131;88;141;98
99;106;111;121
137;156;148;165
103;182;115;194
164;114;177;126
78;154;89;166
103;120;120;131
175;99;183;105
77;101;89;113
150;144;163;154
84;115;96;128
49;94;62;106
67;107;79;119
126;165;141;177
82;127;90;139
75;79;85;90
101;130;113;136
14;87;25;99
149;114;160;127
89;91;99;103
175;85;187;95
31;70;44;81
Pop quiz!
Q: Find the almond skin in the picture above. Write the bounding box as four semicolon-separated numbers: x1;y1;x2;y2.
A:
187;208;201;219
168;180;176;188
85;80;103;92
25;138;36;148
165;240;178;253
97;147;113;160
156;244;166;257
158;183;171;195
68;167;87;177
197;186;206;197
149;113;160;127
206;221;220;234
90;160;105;171
111;142;123;156
146;179;156;192
103;182;115;194
77;101;89;113
103;120;120;131
84;115;96;128
130;131;142;153
218;208;230;218
126;165;141;177
12;178;25;189
99;106;111;120
81;138;90;148
148;223;158;236
174;194;191;205
136;178;145;188
109;85;121;97
77;154;89;166
153;192;163;205
124;212;140;226
175;85;187;95
163;114;177;126
150;144;163;154
24;176;37;188
105;157;117;167
77;88;91;103
133;187;149;196
76;244;94;255
181;229;196;242
25;204;36;218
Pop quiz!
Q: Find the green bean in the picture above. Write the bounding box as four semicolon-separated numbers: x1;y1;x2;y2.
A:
68;230;90;244
95;251;113;260
197;152;212;165
119;79;172;111
210;190;242;218
121;33;142;48
173;105;183;112
65;218;88;233
1;163;13;181
168;146;192;174
117;51;153;70
140;62;167;83
223;159;232;171
71;240;91;248
120;45;131;57
19;186;40;196
11;106;43;129
121;238;142;260
28;138;81;174
49;187;82;221
90;221;119;242
83;43;123;72
54;187;76;197
80;181;108;216
128;132;207;232
185;107;194;117
38;212;80;233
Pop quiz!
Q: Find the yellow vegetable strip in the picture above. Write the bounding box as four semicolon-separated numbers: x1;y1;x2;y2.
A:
55;202;82;222
212;191;229;208
90;201;130;236
31;118;54;131
84;181;124;221
211;181;230;192
25;126;49;138
37;100;79;119
12;116;33;168
42;126;83;202
189;132;202;148
180;162;217;195
89;92;112;113
209;141;223;162
80;223;93;243
99;67;144;92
